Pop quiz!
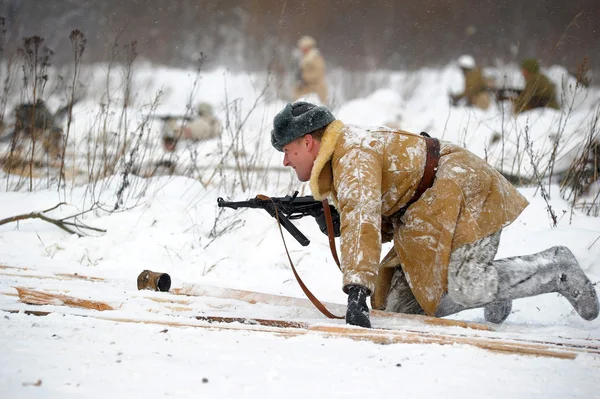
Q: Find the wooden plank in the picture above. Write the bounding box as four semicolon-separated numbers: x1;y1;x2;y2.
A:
2;305;585;360
7;282;599;352
11;287;596;358
307;325;581;359
0;270;104;282
55;273;105;281
7;269;600;349
0;265;30;270
173;283;494;331
1;272;82;281
2;268;492;331
149;297;600;353
15;287;114;311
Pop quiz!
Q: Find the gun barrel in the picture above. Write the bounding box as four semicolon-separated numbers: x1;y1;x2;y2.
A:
216;196;311;246
217;197;261;210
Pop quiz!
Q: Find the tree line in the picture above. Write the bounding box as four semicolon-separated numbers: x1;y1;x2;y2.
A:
1;0;597;72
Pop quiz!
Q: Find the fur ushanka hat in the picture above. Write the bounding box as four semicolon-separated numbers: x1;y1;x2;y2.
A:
271;101;335;152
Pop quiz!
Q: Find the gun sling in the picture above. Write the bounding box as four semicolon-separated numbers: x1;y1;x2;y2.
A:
322;198;341;271
268;196;344;319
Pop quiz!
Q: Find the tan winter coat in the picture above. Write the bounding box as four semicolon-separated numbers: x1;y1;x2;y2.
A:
456;68;491;110
294;48;328;104
309;120;529;315
513;72;560;114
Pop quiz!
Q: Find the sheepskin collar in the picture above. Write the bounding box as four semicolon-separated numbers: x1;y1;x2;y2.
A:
309;119;344;200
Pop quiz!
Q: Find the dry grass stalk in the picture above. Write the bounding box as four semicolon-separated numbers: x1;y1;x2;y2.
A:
57;30;86;194
523;123;558;226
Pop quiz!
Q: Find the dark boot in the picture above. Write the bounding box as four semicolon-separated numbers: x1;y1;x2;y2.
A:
346;285;371;328
494;246;599;321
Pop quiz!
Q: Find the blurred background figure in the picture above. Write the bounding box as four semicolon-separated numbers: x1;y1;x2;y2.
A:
450;54;492;110
293;36;328;104
0;99;78;171
512;58;560;114
162;102;221;152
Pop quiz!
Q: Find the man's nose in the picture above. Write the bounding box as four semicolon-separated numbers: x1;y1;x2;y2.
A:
283;154;290;167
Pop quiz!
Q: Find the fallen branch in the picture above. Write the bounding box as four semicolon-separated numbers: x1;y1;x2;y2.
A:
0;203;106;237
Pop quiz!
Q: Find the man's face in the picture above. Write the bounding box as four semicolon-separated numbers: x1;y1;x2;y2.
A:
282;135;316;182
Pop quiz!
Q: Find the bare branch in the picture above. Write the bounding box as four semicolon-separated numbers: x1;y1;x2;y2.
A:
0;203;105;237
0;210;80;236
41;202;68;213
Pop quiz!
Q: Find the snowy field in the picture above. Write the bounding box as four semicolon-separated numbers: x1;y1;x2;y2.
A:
1;62;599;398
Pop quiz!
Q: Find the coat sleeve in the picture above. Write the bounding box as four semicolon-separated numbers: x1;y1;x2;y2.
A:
333;147;383;294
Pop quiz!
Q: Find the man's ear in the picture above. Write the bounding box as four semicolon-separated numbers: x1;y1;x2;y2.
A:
304;134;315;150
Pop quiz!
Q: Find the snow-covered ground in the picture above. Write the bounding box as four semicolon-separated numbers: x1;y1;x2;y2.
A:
1;62;599;398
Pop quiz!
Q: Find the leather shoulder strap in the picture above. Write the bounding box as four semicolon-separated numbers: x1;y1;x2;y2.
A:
269;197;344;319
322;198;341;271
407;135;440;208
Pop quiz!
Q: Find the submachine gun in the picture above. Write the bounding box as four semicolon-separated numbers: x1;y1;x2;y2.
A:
147;114;193;122
217;191;340;246
492;87;523;102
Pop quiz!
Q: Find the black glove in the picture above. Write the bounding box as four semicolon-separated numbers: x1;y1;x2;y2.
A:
313;205;341;237
345;284;371;328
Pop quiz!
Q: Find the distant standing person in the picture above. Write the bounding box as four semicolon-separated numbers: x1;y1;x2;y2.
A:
450;55;491;110
512;58;560;114
293;36;328;104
